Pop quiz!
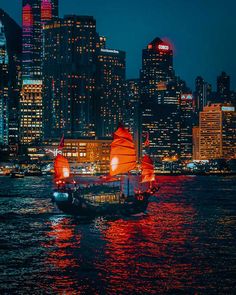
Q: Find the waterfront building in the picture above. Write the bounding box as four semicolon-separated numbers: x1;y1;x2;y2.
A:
43;16;97;139
197;104;236;160
27;137;112;173
96;48;126;137
0;10;21;149
63;138;111;173
140;37;180;160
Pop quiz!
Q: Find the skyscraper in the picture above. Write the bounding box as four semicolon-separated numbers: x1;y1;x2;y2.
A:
0;20;8;145
217;72;230;103
197;104;236;160
22;0;58;80
125;79;141;160
43;15;97;139
140;37;179;160
0;9;21;149
195;76;211;113
21;0;58;145
96;48;126;137
179;94;195;160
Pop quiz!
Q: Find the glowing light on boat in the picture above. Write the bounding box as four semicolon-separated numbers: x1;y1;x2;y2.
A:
111;157;119;172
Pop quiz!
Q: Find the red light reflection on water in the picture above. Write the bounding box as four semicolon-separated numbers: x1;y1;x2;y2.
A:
97;176;199;294
44;218;80;268
42;176;210;294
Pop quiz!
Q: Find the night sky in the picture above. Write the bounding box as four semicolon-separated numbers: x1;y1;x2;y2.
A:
1;0;236;90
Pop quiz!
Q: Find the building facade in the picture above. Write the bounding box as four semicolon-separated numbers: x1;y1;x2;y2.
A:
197;104;236;160
22;0;58;80
140;37;180;160
179;94;195;161
96;48;126;137
0;10;21;149
0;20;9;145
21;0;58;145
43;16;97;139
63;138;111;173
20;81;43;144
125;79;141;160
217;72;230;103
195;76;211;113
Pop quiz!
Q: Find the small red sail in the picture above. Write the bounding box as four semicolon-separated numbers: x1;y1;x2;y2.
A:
54;154;70;180
110;126;136;176
141;155;155;183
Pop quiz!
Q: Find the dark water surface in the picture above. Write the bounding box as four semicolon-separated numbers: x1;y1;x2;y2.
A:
0;175;235;294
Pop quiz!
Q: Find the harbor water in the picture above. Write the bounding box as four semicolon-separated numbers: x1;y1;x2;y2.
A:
0;175;235;294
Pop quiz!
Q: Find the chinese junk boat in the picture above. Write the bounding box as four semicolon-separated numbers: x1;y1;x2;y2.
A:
52;126;158;216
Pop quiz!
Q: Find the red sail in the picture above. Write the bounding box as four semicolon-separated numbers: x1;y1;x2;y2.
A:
110;127;136;176
141;155;155;183
54;154;70;180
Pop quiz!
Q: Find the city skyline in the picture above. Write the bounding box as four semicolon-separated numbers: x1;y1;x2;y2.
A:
1;0;236;90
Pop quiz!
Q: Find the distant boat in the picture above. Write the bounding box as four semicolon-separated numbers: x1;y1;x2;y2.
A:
52;126;159;216
10;170;25;178
25;168;43;176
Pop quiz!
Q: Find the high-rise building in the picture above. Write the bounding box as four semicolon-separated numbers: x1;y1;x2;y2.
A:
217;72;230;102
0;10;21;149
20;81;43;144
22;0;58;80
140;37;179;160
125;79;141;160
197;104;236;160
43;15;97;139
195;76;211;113
140;37;174;101
96;48;126;137
179;94;195;161
0;20;8;145
192;126;200;160
20;0;58;145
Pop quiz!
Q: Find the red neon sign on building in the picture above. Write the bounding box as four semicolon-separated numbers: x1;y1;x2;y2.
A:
41;0;52;23
23;4;33;27
158;44;169;51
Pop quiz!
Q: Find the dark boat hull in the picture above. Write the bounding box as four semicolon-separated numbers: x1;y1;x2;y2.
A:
53;190;150;217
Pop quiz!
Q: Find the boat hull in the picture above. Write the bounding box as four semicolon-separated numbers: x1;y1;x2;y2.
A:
52;190;150;217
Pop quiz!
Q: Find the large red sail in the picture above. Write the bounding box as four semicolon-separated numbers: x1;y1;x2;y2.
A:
110;126;136;176
141;155;155;183
54;154;70;180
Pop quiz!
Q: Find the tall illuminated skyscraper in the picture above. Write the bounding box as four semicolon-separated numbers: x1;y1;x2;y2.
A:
96;48;126;137
0;10;21;148
22;0;58;80
21;0;58;145
140;37;179;160
43;15;97;139
179;94;195;160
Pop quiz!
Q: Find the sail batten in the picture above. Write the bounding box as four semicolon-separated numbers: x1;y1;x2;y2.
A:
110;126;136;176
